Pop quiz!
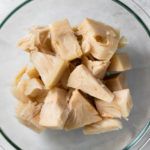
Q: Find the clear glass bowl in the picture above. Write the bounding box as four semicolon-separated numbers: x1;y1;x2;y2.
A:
0;0;150;150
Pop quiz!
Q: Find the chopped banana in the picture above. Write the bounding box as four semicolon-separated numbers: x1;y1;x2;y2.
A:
24;78;45;98
82;57;110;79
67;64;114;102
108;53;132;72
39;88;69;129
113;89;133;118
16;101;44;132
30;51;68;89
83;118;122;135
65;90;101;130
95;99;121;118
50;19;82;60
78;18;120;60
104;73;128;91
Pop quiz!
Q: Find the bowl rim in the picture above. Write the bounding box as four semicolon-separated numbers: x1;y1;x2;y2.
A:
0;0;150;150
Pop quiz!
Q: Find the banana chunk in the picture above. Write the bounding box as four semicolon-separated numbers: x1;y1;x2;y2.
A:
104;73;128;91
39;88;69;129
65;90;101;130
108;53;132;72
16;101;44;132
82;57;110;79
24;78;45;98
95;99;121;118
113;89;133;118
78;18;120;60
67;64;114;102
50;19;82;61
83;118;122;135
30;51;68;89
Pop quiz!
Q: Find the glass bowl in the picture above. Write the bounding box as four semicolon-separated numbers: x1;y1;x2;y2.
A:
0;0;150;150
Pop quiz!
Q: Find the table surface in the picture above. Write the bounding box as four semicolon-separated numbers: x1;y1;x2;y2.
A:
0;0;150;150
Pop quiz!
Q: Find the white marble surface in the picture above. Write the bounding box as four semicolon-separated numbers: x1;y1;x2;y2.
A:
0;0;149;150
